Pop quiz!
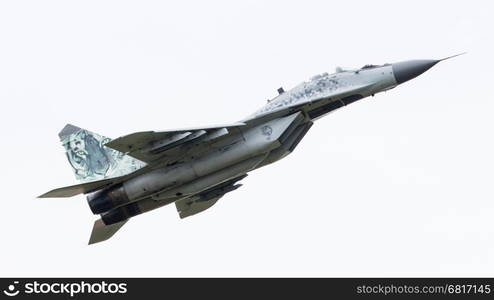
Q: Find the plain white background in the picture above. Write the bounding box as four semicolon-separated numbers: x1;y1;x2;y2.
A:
0;0;493;277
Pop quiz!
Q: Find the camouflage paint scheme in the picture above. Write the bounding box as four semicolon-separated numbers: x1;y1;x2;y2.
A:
252;72;349;117
59;125;145;182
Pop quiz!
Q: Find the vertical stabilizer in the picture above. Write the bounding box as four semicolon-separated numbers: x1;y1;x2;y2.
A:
59;124;146;183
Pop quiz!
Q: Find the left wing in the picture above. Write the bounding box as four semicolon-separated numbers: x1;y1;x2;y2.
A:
175;174;246;219
104;123;245;163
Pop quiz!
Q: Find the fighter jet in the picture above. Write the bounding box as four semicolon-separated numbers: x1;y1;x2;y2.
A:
40;54;463;244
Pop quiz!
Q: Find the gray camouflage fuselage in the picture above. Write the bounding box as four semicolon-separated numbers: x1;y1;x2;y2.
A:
94;62;411;224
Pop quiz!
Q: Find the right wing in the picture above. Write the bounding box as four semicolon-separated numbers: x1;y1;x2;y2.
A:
175;174;246;219
104;123;245;163
176;195;224;219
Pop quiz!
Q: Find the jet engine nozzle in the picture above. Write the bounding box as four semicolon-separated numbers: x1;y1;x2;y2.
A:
86;183;129;214
101;202;140;225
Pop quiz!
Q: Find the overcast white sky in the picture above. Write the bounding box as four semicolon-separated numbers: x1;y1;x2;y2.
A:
0;0;493;277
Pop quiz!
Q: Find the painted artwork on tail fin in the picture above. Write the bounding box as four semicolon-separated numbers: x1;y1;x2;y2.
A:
59;124;146;183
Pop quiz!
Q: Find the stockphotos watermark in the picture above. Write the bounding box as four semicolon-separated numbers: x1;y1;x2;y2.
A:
2;280;127;297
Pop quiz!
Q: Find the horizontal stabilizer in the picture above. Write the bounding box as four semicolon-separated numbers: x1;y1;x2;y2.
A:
38;176;120;198
88;219;127;245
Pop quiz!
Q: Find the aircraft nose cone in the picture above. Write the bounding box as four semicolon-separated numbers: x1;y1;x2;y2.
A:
392;59;439;84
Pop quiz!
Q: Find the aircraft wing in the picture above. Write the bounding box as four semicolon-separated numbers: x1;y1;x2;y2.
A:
104;123;246;163
175;195;224;219
175;174;246;219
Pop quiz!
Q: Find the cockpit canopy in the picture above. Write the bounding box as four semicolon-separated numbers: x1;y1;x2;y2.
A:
360;63;390;70
336;63;390;73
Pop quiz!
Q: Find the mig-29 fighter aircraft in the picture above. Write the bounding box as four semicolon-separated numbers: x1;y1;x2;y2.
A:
40;55;463;244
